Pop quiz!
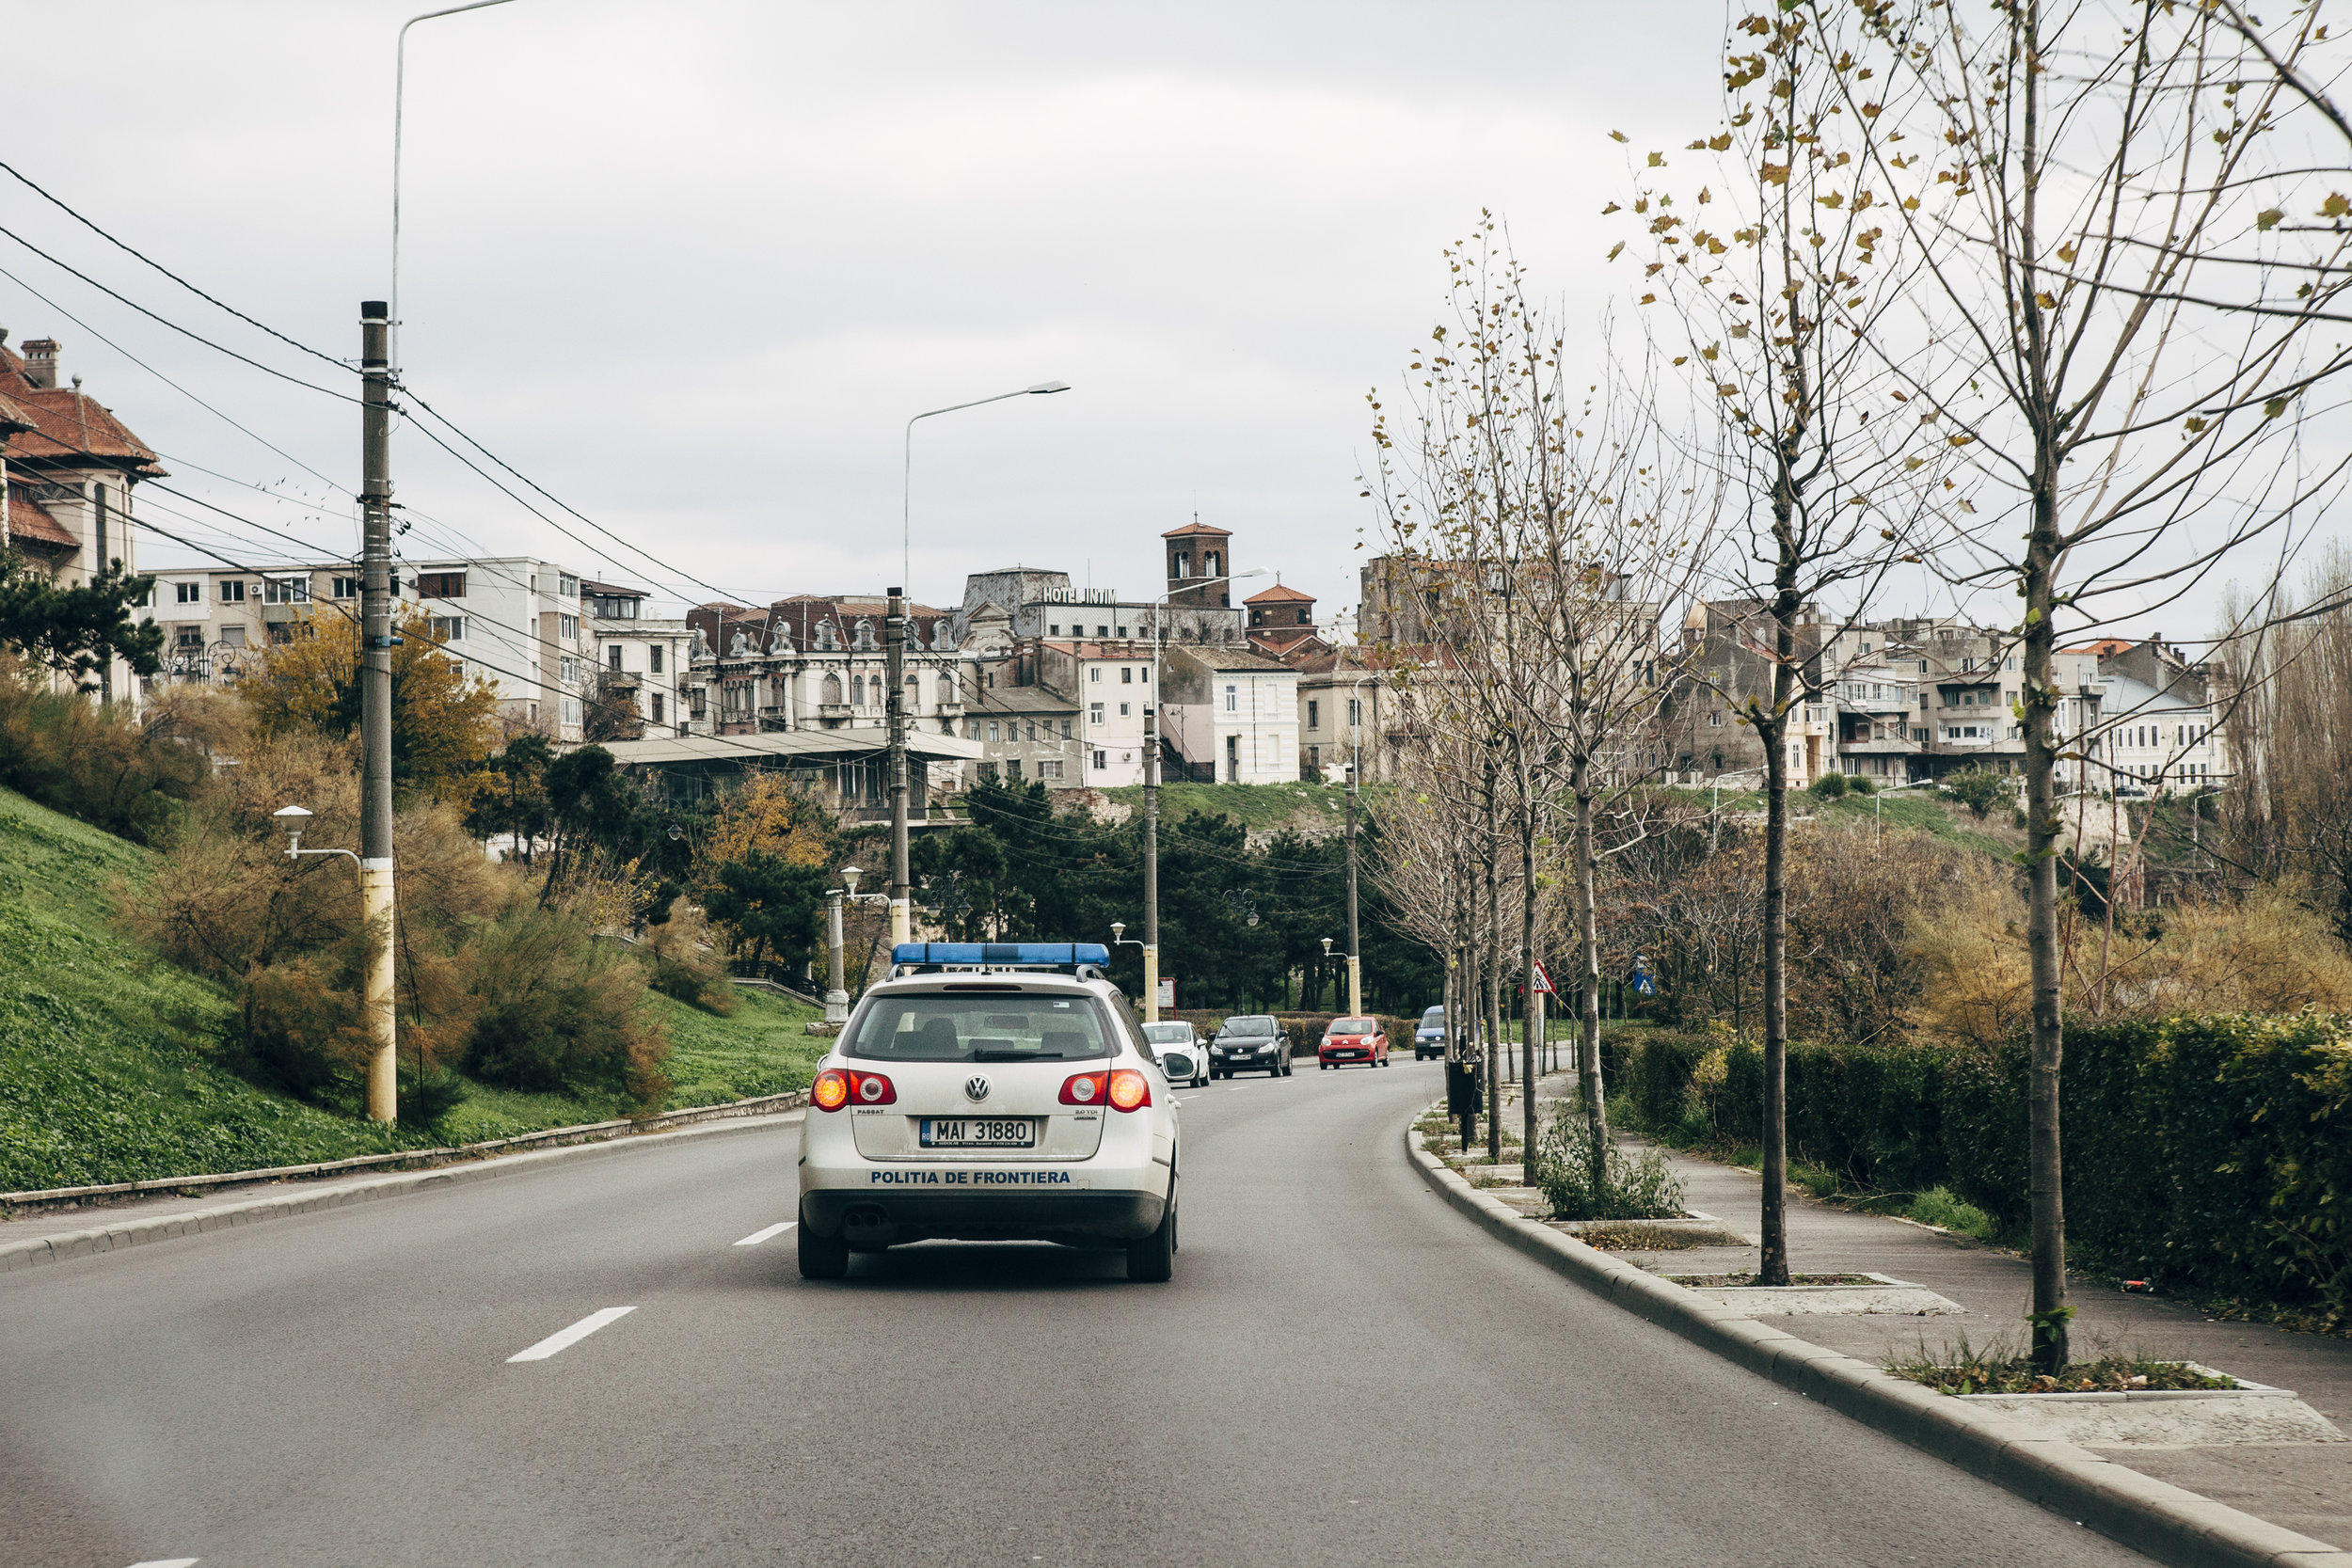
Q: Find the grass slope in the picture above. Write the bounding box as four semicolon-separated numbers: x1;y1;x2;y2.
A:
0;784;832;1191
1656;784;2017;859
0;785;426;1191
1096;780;1390;836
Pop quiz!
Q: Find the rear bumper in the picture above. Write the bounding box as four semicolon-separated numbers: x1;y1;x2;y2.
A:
1320;1048;1373;1062
799;1185;1167;1246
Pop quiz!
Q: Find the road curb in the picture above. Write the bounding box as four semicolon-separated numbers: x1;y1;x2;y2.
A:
1;1102;804;1277
1403;1106;2352;1568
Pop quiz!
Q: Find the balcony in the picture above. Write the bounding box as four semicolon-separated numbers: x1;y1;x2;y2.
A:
934;701;965;718
818;703;853;720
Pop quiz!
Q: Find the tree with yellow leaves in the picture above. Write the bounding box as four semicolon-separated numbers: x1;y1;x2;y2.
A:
241;604;501;800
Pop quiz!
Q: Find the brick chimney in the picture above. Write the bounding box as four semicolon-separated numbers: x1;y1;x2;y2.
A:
22;337;60;389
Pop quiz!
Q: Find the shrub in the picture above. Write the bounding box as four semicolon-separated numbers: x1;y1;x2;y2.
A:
1809;771;1850;800
0;661;232;844
1848;774;1876;796
1608;1014;2352;1319
462;906;671;1102
1530;1101;1686;1220
1940;766;2011;819
1908;1185;1995;1238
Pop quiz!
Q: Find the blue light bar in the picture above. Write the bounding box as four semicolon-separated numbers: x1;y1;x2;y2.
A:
892;942;1111;968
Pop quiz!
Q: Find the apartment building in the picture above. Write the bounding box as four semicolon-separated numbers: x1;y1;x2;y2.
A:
1293;650;1391;783
964;683;1082;787
1035;639;1156;786
140;555;596;740
584;580;689;739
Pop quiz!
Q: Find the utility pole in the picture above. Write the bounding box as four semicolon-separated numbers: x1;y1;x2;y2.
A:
358;301;398;1123
885;587;912;947
1344;756;1361;1017
1143;701;1161;1022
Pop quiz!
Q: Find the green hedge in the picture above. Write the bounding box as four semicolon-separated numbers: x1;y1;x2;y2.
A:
1605;1016;2352;1315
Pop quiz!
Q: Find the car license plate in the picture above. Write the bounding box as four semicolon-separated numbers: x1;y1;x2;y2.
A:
919;1117;1038;1148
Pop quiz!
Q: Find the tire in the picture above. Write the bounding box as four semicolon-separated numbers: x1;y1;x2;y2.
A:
797;1207;850;1281
1128;1183;1176;1282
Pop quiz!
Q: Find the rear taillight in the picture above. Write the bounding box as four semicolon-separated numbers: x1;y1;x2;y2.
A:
1059;1070;1105;1105
1107;1069;1151;1111
812;1067;894;1111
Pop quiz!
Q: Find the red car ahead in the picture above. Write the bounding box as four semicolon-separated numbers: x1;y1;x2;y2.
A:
1318;1017;1390;1069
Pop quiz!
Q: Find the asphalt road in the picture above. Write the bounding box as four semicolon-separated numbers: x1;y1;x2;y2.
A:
1;1059;2147;1568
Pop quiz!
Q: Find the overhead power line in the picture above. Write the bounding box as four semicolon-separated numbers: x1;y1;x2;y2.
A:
0;158;352;373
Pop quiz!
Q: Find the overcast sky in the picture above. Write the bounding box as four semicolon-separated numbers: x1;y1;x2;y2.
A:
8;2;2334;644
1;0;1744;625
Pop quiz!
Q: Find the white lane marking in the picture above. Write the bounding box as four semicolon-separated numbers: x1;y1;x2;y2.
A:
733;1221;798;1246
506;1306;636;1363
128;1560;199;1567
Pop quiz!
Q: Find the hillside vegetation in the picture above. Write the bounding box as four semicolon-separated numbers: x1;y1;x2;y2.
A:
0;785;826;1193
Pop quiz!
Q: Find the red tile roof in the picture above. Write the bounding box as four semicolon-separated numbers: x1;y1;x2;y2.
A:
4;492;77;549
1244;582;1315;604
1160;520;1232;538
0;341;165;475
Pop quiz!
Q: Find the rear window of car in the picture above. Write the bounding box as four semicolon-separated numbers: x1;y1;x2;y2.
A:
1221;1016;1277;1036
1330;1018;1375;1032
1421;1007;1447;1025
844;995;1114;1062
1140;1022;1193;1043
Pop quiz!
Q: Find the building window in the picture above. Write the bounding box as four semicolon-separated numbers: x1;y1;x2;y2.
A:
1089;703;1105;725
416;571;465;598
652;693;665;722
219;579;246;604
262;578;310;604
560;573;580;598
429;614;465;642
852;674;866;705
332;577;361;599
1096;625;1108;637
1119;703;1131;717
1348;698;1362;725
1061;720;1073;739
1121;667;1133;684
1307;744;1321;770
1090;666;1102;682
220;625;246;648
559;613;580;641
1049;624;1060;636
1093;750;1107;770
1224;685;1237;713
1007;759;1024;781
562;695;582;728
560;656;581;686
1708;711;1724;726
608;644;624;671
1040;759;1063;781
1308;699;1320;730
175;581;202;605
1025;721;1038;742
988;721;1001;742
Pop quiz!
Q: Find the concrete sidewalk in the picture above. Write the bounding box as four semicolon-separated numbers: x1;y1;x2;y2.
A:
1441;1072;2352;1551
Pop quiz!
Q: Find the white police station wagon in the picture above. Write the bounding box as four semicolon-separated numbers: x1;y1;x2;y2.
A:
796;942;1180;1282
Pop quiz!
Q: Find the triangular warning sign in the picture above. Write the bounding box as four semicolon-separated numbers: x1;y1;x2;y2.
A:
1530;959;1556;994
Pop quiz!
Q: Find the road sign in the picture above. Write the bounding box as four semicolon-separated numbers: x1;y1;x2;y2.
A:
1529;959;1556;994
1157;977;1175;1009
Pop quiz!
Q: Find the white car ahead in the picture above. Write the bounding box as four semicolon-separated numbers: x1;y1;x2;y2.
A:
1139;1021;1208;1087
797;942;1180;1283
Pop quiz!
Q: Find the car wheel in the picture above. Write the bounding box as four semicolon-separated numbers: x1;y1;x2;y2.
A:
1127;1186;1176;1282
797;1206;850;1281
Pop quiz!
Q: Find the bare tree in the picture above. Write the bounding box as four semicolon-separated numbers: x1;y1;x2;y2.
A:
1612;7;1929;1285
1834;0;2352;1370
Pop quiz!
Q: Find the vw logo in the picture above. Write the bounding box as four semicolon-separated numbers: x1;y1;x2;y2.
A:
963;1075;991;1102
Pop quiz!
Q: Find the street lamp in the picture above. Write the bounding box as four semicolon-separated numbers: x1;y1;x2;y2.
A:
824;865;893;1022
1136;567;1270;1023
392;0;520;376
890;381;1071;953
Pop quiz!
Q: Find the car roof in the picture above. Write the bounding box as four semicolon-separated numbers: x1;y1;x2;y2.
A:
863;969;1110;1000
